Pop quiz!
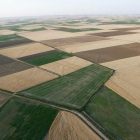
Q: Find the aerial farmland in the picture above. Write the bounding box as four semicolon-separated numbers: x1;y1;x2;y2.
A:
0;15;140;140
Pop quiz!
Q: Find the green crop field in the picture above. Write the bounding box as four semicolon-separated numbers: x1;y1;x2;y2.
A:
27;27;47;32
83;86;140;140
0;34;23;42
103;20;140;24
0;97;58;140
19;64;113;110
61;28;101;32
26;52;73;66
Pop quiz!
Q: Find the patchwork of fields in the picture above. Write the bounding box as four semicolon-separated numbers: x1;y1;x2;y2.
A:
0;15;140;140
19;64;113;110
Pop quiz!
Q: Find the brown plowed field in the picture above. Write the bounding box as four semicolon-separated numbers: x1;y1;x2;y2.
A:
0;67;58;92
88;31;136;37
75;43;140;63
46;111;101;140
42;35;108;47
0;38;34;49
0;54;33;77
18;50;59;61
0;92;12;108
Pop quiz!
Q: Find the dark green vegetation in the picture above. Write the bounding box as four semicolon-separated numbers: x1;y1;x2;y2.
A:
26;52;73;66
27;27;47;32
84;86;140;140
0;97;58;140
103;20;140;24
58;28;101;33
20;65;113;110
0;34;23;42
87;19;100;23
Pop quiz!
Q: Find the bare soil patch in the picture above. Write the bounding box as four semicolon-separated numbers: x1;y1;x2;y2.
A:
0;38;34;49
46;111;101;140
18;50;59;61
88;31;137;37
0;54;33;77
75;43;140;63
42;35;108;47
112;27;140;32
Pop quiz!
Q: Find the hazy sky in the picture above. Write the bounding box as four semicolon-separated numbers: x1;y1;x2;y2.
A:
0;0;140;17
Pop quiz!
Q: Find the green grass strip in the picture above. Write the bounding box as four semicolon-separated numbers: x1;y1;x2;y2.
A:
27;27;47;32
84;86;140;140
0;97;58;140
26;52;73;66
0;34;23;42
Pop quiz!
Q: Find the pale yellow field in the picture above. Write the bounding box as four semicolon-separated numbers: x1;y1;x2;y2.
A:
17;30;84;41
101;56;140;108
0;30;16;35
0;43;54;58
110;33;140;42
0;67;58;92
57;39;132;53
40;56;92;75
46;111;101;140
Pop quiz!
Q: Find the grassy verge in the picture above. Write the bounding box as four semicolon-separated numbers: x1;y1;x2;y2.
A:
26;52;73;66
0;97;58;140
83;86;140;140
0;34;23;42
19;64;113;110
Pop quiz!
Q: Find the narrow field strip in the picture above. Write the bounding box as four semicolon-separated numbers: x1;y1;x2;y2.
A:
0;43;54;59
26;51;73;66
19;64;113;110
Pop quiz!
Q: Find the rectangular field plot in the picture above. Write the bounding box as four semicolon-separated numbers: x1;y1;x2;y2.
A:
75;43;140;63
19;64;113;110
26;52;73;66
0;43;54;59
42;35;108;48
0;54;33;77
88;31;137;37
83;86;140;140
40;56;92;75
58;39;131;53
17;30;85;41
18;50;58;61
0;34;23;42
54;27;101;32
0;67;58;92
0;38;34;49
0;92;12;108
110;33;140;42
0;30;16;35
0;97;58;140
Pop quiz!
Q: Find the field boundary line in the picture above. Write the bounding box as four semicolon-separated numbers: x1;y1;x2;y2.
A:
82;111;116;140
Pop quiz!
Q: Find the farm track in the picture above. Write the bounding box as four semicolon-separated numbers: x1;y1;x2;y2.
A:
0;90;110;140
